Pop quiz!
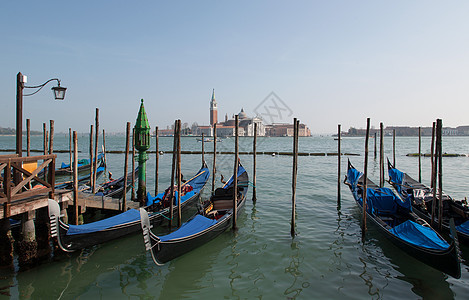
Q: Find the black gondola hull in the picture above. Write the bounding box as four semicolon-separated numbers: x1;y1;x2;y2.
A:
345;161;460;278
364;210;460;278
152;199;245;264
146;167;249;265
55;192;201;251
387;160;469;245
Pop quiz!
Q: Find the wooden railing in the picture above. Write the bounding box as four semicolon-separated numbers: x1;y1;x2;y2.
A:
1;154;56;217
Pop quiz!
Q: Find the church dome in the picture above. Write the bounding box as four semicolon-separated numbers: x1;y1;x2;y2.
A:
238;108;248;119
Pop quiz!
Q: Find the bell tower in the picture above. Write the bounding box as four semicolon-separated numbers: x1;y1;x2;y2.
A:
210;89;218;126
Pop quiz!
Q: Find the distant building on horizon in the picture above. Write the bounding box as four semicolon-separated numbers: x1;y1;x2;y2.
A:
157;90;311;137
340;125;469;137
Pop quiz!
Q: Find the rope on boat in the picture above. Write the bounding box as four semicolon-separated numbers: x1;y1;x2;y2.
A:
247;181;256;188
150;209;172;221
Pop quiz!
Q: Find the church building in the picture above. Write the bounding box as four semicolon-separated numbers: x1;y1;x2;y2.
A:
194;89;310;137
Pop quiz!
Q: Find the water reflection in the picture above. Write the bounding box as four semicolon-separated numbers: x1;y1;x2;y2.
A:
360;219;454;299
379;238;454;299
0;234;156;298
158;235;228;299
284;240;304;299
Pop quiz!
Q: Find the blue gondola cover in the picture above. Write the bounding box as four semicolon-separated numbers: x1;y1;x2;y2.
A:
388;167;404;194
60;153;104;169
456;220;469;235
159;214;217;242
346;167;362;188
347;167;411;214
146;167;210;206
66;209;140;235
390;220;450;250
367;187;412;214
224;165;247;188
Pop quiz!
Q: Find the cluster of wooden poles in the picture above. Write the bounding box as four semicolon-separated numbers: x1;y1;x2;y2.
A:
153;115;299;236
336;118;446;238
25;110;309;239
153;115;255;230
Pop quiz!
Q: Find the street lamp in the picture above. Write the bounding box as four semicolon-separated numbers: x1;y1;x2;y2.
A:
16;72;67;157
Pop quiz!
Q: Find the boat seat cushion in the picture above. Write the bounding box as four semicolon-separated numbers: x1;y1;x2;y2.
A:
213;200;234;210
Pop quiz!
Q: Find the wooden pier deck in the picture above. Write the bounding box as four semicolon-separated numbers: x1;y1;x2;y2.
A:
0;189;138;219
1;154;135;219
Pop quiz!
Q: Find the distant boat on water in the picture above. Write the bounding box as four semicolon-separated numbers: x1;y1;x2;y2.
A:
197;137;222;142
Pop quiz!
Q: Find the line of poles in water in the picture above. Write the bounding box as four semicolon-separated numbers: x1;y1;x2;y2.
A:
336;118;447;239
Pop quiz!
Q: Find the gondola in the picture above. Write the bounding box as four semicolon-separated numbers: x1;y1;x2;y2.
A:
83;166;139;199
387;159;469;243
48;162;210;252
344;160;460;278
54;163;106;190
41;153;105;177
140;160;248;265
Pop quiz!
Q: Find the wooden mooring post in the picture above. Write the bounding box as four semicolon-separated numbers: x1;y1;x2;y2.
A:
431;121;437;227
337;124;341;208
155;126;159;196
36;207;51;260
16;210;37;268
379;122;384;187
437;119;443;231
69;128;72;181
362;118;371;240
393;129;396;166
43;123;47;155
177;120;182;228
131;128;136;201
26;119;30;156
418;126;422;183
93;108;99;193
233;115;239;230
73;131;79;225
122;122;131;212
291;118;299;237
0;218;14;267
169;120;178;229
212;124;217;194
89;124;94;190
43;123;48;181
103;129;107;177
27;120;32;189
430;122;436;190
49;120;54;155
252;122;257;202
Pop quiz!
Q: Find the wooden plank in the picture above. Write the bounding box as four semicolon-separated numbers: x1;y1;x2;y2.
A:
10;159;52;196
11;188;52;201
0;154;55;163
76;192;139;210
0;154;18;159
0;190;73;219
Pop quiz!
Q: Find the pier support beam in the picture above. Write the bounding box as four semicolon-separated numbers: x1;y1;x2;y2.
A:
36;207;51;259
16;211;38;268
61;202;69;224
0;219;14;268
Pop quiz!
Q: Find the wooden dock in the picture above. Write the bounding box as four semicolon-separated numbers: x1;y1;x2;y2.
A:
0;153;137;269
77;192;139;211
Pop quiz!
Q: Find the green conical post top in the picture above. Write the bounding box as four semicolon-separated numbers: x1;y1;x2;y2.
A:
136;99;150;130
135;99;151;152
135;99;150;206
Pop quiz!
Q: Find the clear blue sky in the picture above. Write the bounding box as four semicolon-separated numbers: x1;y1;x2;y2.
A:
1;1;468;134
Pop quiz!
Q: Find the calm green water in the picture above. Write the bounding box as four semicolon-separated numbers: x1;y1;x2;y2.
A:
1;135;469;299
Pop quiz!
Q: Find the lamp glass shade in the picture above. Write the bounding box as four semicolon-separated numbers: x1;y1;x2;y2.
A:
52;86;66;100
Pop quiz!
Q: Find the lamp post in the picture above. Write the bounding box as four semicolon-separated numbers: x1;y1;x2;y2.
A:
134;99;151;206
16;72;66;157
